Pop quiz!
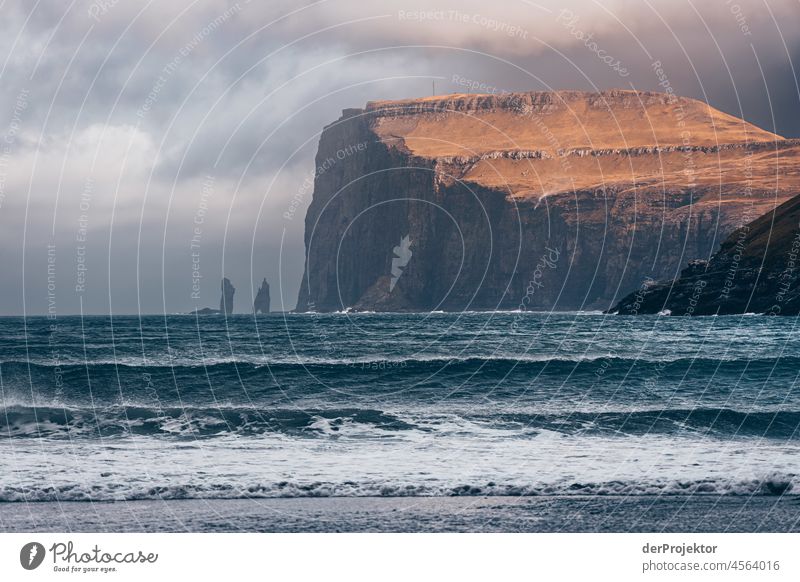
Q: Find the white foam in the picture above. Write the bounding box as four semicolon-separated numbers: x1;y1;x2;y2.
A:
1;431;797;501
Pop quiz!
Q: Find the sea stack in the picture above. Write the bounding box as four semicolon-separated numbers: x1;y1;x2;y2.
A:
296;90;799;312
220;277;235;315
254;278;271;314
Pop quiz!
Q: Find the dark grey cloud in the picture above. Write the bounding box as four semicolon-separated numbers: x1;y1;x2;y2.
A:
0;0;798;315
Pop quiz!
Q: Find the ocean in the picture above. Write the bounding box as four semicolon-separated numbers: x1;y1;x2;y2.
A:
1;312;799;530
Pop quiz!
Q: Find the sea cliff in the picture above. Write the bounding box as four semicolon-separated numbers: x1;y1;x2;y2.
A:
296;90;798;311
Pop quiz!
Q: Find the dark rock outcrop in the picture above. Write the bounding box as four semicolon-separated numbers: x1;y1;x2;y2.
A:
296;90;799;312
220;278;235;315
254;278;271;314
612;193;800;315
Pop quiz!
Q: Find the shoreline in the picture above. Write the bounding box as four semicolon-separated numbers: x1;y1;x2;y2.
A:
2;496;799;533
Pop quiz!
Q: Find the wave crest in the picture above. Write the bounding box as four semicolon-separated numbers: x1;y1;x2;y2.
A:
1;476;793;502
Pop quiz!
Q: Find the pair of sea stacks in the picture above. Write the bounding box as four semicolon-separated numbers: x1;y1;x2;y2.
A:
192;277;271;314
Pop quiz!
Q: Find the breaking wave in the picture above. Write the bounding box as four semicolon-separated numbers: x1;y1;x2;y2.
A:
2;405;798;439
1;476;794;502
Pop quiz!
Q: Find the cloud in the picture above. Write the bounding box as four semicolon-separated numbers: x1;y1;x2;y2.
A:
0;0;798;314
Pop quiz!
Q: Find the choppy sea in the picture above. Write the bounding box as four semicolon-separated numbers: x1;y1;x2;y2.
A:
1;312;798;502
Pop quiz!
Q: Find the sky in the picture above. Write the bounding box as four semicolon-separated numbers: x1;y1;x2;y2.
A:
0;0;798;315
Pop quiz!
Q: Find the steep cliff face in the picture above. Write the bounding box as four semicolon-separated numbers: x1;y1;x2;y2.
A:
296;90;799;312
612;193;800;315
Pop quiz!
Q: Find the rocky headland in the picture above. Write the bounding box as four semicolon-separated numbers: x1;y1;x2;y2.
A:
612;192;800;315
296;90;799;312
